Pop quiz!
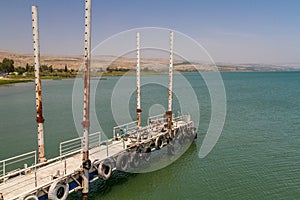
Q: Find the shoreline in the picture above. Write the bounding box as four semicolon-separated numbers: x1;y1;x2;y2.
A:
0;78;33;85
1;70;299;86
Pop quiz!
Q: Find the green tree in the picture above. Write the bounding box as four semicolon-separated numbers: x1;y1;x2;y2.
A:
40;64;49;72
25;63;32;72
0;58;14;73
106;66;113;73
15;66;26;75
49;65;53;73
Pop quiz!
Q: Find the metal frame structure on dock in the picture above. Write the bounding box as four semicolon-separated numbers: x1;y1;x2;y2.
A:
0;114;196;200
0;0;197;199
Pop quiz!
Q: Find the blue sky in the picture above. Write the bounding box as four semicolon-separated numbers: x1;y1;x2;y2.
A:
0;0;299;63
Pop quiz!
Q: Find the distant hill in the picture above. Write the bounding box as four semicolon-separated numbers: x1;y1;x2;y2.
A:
0;50;82;70
0;50;299;72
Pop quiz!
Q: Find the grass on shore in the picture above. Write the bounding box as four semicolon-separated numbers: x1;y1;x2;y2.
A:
0;73;77;85
0;79;33;85
0;70;169;85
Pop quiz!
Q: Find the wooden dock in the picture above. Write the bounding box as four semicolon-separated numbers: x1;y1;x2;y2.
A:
0;114;196;200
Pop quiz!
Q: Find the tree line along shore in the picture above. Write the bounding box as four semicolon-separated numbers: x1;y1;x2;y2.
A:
0;57;78;85
0;57;166;85
1;54;299;85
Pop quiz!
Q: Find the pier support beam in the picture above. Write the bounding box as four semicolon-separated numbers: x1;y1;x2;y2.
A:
166;31;174;130
81;0;92;199
136;32;142;127
32;6;46;163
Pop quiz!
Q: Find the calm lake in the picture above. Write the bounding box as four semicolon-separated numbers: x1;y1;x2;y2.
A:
0;72;299;199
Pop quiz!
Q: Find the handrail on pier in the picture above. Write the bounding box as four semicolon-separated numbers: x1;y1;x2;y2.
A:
59;132;101;156
0;151;36;180
113;120;138;139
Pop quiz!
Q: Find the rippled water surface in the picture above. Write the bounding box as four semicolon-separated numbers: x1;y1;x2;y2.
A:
0;72;299;199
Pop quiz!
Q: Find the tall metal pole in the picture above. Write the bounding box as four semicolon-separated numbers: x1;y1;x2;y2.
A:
32;6;46;163
81;0;92;199
136;32;142;127
166;31;174;130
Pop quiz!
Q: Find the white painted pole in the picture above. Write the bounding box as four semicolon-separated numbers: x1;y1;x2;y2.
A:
32;6;46;163
82;0;92;199
167;31;174;130
136;32;142;127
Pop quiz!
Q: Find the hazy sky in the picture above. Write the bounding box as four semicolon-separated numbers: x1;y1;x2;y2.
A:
0;0;299;63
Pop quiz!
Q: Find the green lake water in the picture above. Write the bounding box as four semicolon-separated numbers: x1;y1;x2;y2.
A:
0;72;299;199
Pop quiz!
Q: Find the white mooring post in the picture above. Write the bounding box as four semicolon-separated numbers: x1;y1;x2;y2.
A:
136;32;142;127
32;6;46;163
81;0;92;199
167;31;174;130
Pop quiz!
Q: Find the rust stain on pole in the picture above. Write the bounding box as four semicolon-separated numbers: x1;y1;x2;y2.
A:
82;0;92;199
32;5;46;163
167;31;174;130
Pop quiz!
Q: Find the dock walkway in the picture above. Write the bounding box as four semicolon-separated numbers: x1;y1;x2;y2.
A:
0;114;196;200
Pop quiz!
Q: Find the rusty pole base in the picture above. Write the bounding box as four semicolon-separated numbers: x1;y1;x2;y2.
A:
38;157;47;163
82;192;88;200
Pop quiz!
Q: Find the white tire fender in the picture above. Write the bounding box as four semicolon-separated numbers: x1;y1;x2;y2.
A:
48;180;69;200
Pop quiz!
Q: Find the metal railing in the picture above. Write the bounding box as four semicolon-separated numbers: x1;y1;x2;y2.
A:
90;138;126;158
0;151;36;181
59;132;101;156
0;132;102;187
10;171;79;200
147;114;166;126
113;120;138;139
173;114;190;122
0;147;84;198
0;130;108;198
89;132;102;148
147;113;177;125
59;137;82;156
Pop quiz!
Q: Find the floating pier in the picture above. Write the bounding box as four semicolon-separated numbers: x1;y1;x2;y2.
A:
0;0;197;199
0;114;196;200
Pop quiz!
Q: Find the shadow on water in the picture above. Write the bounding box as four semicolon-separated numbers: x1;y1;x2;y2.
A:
67;143;198;199
67;171;135;199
